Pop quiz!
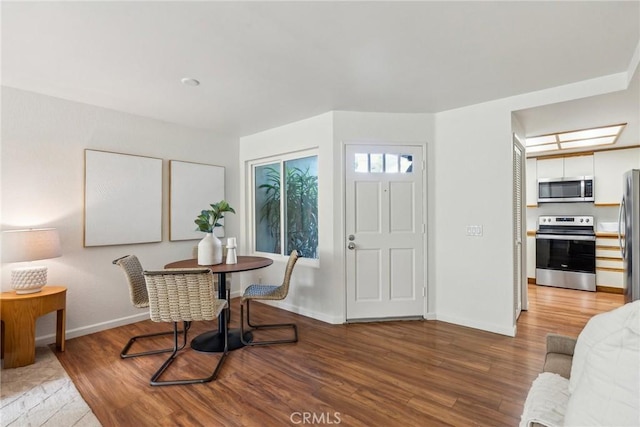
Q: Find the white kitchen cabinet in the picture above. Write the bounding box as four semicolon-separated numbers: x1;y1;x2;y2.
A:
596;236;624;291
594;148;640;205
536;158;563;179
596;270;624;289
536;155;593;180
526;158;537;206
564;154;594;177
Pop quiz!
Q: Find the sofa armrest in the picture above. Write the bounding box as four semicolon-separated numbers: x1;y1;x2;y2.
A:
543;334;577;379
546;333;576;356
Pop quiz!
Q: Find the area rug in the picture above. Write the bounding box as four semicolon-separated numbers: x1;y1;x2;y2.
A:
0;347;101;427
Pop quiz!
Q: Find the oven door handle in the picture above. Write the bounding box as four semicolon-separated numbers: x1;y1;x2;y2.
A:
535;234;596;241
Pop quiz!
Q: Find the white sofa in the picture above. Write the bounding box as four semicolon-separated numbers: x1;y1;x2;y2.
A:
520;300;640;427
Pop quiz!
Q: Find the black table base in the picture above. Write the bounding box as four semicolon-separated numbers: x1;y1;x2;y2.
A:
162;259;274;353
191;329;253;352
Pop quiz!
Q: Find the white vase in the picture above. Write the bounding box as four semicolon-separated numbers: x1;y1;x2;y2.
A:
198;232;223;265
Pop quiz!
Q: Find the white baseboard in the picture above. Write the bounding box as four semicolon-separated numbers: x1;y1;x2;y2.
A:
259;300;344;324
423;311;437;320
435;313;516;337
35;312;150;347
34;303;440;347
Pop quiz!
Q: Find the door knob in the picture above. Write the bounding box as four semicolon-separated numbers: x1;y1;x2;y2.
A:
348;242;356;250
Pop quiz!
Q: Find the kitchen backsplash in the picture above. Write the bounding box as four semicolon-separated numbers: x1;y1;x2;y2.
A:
526;203;620;231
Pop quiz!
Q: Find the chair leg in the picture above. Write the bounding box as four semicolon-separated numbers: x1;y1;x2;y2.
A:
150;320;228;386
121;322;191;359
226;289;231;324
240;299;298;346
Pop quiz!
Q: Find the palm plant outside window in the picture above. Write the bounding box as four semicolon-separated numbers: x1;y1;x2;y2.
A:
254;155;318;259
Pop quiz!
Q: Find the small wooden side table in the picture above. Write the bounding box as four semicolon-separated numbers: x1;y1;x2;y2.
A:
0;285;66;369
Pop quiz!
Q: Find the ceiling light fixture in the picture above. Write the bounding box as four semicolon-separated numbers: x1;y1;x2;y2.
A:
526;135;557;146
526;143;559;153
525;123;626;153
181;77;200;87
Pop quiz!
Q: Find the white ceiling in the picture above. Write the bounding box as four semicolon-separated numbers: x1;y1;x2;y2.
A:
514;66;640;152
2;1;639;138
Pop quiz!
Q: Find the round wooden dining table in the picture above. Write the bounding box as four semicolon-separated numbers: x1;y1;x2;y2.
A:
164;256;273;352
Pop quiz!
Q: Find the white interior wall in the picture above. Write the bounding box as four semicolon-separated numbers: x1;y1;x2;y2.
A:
432;72;632;336
238;112;341;323
332;111;437;316
238;111;435;324
1;87;240;344
434;102;516;335
3;68;633;345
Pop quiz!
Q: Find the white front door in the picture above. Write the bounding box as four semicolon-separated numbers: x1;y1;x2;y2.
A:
345;144;425;320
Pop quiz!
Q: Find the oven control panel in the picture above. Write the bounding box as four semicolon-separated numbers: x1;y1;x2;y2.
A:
538;215;594;226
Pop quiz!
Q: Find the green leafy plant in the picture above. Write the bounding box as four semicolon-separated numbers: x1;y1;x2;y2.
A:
259;165;318;258
195;200;235;233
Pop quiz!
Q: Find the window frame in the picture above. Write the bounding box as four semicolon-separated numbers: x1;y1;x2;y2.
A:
248;148;320;267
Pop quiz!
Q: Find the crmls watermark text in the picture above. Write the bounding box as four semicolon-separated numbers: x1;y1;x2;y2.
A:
290;412;342;425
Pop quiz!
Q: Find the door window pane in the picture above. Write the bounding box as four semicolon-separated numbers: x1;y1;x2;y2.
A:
370;154;384;173
255;163;281;254
400;155;413;173
354;153;369;173
385;154;399;173
354;152;413;173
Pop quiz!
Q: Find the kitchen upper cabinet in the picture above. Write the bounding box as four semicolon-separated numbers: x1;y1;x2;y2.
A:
526;158;537;206
536;158;563;179
564;155;594;177
536;155;594;180
594;148;640;205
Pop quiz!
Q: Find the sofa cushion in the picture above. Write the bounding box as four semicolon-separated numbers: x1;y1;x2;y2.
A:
564;300;640;426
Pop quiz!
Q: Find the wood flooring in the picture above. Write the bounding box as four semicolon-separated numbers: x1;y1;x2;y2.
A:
55;285;624;427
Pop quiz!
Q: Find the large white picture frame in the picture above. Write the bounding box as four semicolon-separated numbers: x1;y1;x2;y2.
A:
169;160;225;241
84;149;163;247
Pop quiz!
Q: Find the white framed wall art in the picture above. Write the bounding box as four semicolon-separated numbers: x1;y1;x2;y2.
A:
169;160;225;241
84;149;163;247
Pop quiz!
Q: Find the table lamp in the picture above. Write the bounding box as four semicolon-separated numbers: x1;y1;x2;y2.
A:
2;228;62;294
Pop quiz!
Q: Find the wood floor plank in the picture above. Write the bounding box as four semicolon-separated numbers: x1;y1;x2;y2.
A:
54;284;624;426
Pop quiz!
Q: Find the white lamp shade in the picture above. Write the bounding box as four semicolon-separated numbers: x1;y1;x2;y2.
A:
2;228;62;263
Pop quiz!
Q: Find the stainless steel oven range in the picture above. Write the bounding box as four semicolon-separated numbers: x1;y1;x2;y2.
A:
536;215;596;292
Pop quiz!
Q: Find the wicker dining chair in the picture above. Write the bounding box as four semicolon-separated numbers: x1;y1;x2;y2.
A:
144;269;229;386
113;255;189;358
165;267;232;323
240;250;299;346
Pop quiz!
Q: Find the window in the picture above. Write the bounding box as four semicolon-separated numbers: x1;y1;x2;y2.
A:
253;153;318;259
354;153;413;173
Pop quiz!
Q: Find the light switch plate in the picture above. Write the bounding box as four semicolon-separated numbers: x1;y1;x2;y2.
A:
466;225;483;236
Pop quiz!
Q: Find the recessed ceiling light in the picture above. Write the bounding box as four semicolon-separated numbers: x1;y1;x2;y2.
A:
526;134;557;146
181;77;200;87
526;143;559;153
557;125;624;142
560;136;617;150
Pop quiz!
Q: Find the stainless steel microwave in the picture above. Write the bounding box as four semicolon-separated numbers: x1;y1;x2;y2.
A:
538;176;594;203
